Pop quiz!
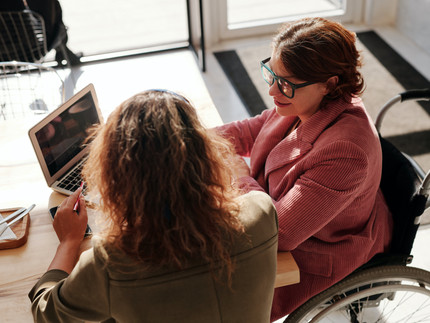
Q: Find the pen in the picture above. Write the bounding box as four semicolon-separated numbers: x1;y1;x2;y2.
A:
73;181;84;212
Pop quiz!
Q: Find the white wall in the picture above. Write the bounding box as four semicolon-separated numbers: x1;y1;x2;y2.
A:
396;0;430;56
363;0;398;26
363;0;430;57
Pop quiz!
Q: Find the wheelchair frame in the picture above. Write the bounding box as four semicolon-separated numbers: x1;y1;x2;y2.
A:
284;89;430;323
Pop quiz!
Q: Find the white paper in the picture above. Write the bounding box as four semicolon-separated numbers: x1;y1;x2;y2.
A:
0;214;18;240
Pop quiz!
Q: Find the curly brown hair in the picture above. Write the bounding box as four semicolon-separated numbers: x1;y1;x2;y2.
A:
272;17;364;103
82;90;244;279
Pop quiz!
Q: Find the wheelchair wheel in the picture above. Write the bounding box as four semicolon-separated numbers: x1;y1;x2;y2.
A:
284;265;430;323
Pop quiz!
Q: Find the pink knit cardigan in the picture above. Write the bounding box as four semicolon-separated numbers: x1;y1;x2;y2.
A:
217;97;393;321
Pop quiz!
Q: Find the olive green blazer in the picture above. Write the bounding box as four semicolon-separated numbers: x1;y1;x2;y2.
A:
29;191;278;323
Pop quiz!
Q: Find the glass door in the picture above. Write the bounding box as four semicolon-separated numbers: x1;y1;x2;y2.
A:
216;0;362;40
59;0;189;59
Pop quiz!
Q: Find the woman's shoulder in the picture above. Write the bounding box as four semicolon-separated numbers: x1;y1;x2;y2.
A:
90;235;148;276
334;96;370;121
237;191;276;216
320;97;378;141
305;98;381;168
235;191;278;246
89;235;110;264
90;235;130;268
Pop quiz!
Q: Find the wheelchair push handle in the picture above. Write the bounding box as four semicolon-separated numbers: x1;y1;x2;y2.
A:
420;170;430;198
400;88;430;102
375;88;430;132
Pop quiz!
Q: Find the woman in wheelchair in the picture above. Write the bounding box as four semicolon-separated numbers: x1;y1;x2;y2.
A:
216;17;393;321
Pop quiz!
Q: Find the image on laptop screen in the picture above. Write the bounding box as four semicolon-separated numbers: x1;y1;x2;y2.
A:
35;92;100;177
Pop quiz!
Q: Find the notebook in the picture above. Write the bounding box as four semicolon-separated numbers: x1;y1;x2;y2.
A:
28;84;103;196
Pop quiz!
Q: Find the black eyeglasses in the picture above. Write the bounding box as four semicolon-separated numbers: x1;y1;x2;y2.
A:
260;57;314;98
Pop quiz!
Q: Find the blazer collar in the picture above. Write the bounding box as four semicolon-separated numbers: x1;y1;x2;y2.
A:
264;98;352;173
300;97;351;144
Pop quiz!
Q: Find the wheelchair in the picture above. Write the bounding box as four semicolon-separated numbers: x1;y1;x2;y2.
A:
284;89;430;323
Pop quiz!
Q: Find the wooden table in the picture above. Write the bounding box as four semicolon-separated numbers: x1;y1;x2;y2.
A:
276;252;299;288
0;91;299;322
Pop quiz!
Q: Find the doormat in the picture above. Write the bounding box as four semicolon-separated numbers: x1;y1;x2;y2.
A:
214;31;430;117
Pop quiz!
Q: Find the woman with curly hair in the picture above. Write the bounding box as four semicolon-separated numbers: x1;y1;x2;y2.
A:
216;17;393;321
29;90;278;322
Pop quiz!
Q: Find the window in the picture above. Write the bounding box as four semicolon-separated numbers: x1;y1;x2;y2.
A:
228;0;346;29
207;0;362;42
60;0;188;58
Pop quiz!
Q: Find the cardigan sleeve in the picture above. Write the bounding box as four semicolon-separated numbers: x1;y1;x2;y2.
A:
29;247;112;322
275;140;370;251
215;110;270;157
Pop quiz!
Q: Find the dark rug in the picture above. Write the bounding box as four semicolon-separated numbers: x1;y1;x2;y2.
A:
357;31;430;115
214;50;267;116
357;31;430;158
214;31;430;116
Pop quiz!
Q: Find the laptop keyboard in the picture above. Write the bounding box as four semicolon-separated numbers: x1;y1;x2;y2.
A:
57;161;85;193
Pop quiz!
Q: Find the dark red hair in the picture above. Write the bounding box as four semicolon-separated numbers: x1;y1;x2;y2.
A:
272;17;364;101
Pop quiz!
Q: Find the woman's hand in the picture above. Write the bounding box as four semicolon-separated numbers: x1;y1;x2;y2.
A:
53;187;88;243
48;187;89;273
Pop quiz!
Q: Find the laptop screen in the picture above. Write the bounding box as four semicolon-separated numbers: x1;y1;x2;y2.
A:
34;92;101;177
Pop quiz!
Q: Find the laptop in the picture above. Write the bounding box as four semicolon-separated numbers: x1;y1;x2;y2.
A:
28;83;103;196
